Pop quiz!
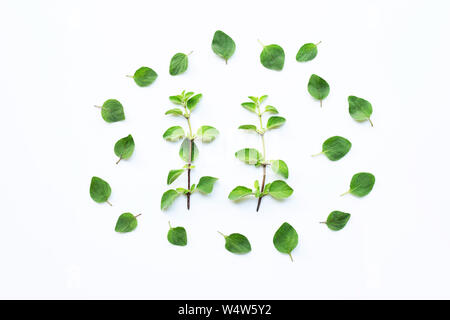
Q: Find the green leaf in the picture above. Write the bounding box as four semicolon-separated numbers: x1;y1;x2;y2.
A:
165;108;183;116
161;189;180;210
273;222;298;261
241;102;257;113
114;134;135;163
211;30;236;63
319;136;352;161
89;176;111;204
220;232;251;254
296;43;318;62
268;180;293;199
264;105;279;114
163;126;185;141
267;116;286;129
343;172;376;197
263;182;271;195
169;52;189;76
179;138;199;162
307;74;330;105
167;169;184;185
235;148;262;165
238;124;257;132
176;187;188;194
260;44;285;71
196;176;218;194
259;95;268;103
187;93;202;111
115;213;138;233
169;95;183;105
228;186;253;200
184;92;194;99
101;99;125;123
167;223;187;246
271;160;289;178
348;96;373;126
131;67;158;87
248;96;259;103
197;125;219;142
324;211;351;231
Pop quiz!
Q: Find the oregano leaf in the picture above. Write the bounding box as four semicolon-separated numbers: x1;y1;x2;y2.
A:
314;136;352;161
196;176;218;194
241;102;257;113
169;95;183;105
260;44;285;71
179;138;199;162
296;43;318;62
187;93;202;111
266;116;286;129
211;30;236;64
165;108;183;116
169;52;189;76
342;172;375;197
114;134;135;164
271;160;289;178
163;126;185;141
235;148;262;165
115;213;139;233
219;232;251;254
307;74;330;107
323;211;351;231
268;180;293;199
228;186;253;200
238;124;257;132
167;222;187;246
100;99;125;123
348;96;373;127
197;125;219;142
89;176;111;205
167;169;184;185
161;189;180;210
248;96;259;103
273;222;298;261
130;67;157;87
264;105;279;114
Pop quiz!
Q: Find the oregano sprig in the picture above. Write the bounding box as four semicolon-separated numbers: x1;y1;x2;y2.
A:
229;95;293;212
161;91;219;210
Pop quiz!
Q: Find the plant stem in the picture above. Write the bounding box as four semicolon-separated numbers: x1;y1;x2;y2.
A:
217;231;227;238
116;157;122;164
168;221;172;229
340;190;350;197
257;39;265;47
183;102;193;211
368;118;374;127
315;41;322;46
94;105;101;108
288;252;294;262
106;200;112;206
125;75;133;78
311;152;324;157
135;214;142;218
320;100;323;108
256;164;267;212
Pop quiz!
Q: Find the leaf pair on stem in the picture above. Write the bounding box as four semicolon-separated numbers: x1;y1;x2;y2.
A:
161;91;219;210
229;95;293;212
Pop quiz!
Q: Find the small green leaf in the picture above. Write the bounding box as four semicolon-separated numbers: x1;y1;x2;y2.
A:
176;187;188;194
342;172;376;197
167;169;184;185
165;108;183;116
161;189;180;210
324;211;351;231
263;182;271;195
319;136;352;161
268;180;293;199
211;30;236;63
196;176;218;194
168;223;187;246
219;232;251;254
248;96;259;103
271;160;289;178
163;126;185;141
273;222;298;261
114;134;135;164
259;95;268;103
131;67;158;87
184;92;194;99
348;96;373;127
267;116;286;129
197;125;219;142
228;186;253;200
89;176;111;204
260;44;285;71
187;94;202;111
238;124;257;132
100;99;125;123
264;105;279;114
235;148;262;165
115;213;139;233
169;52;189;76
169;95;183;105
307;74;330;106
241;102;257;113
179;138;199;162
296;43;318;62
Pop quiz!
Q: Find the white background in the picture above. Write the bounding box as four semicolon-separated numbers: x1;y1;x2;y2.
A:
1;0;449;299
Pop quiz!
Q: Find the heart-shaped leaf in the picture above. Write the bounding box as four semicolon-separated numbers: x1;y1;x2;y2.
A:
260;44;285;71
115;213;139;233
211;30;236;64
196;176;218;194
314;136;351;161
323;211;351;231
307;74;330;106
268;180;293;199
348;96;373;127
342;172;375;197
89;176;111;205
169;52;189;76
163;126;185;141
114;134;135;164
101;99;125;123
167;222;187;246
130;66;158;87
296;43;318;62
273;222;298;261
219;232;251;254
228;186;253;200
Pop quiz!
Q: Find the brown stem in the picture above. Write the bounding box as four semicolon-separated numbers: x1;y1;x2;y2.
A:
256;164;267;212
116;157;122;165
186;139;193;210
135;214;142;218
